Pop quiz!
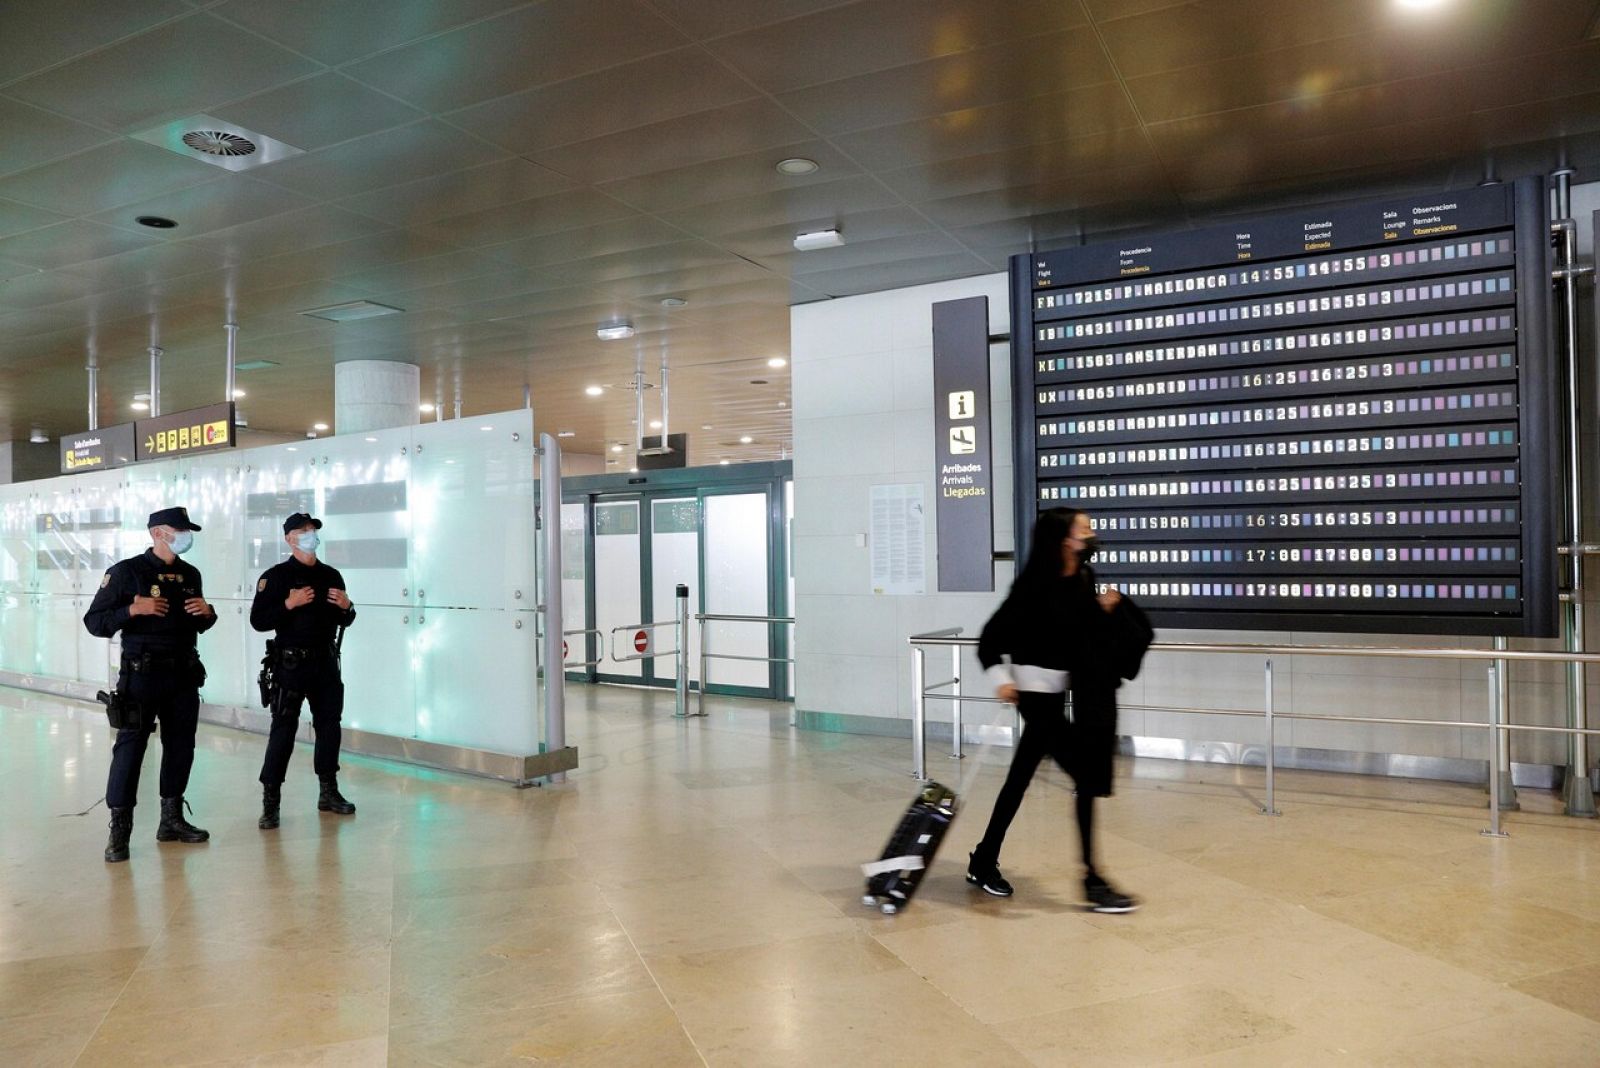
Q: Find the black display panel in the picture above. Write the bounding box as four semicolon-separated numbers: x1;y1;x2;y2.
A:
1010;179;1558;635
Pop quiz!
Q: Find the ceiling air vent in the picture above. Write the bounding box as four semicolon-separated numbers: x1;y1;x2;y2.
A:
132;114;304;172
182;130;256;158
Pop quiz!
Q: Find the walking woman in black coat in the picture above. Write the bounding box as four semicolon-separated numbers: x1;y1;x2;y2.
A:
968;506;1149;912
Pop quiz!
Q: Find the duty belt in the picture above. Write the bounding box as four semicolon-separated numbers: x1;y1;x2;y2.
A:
276;644;335;668
122;650;195;672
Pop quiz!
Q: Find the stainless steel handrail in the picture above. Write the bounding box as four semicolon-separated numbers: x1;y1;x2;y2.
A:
695;613;795;716
562;628;604;670
907;629;1600;836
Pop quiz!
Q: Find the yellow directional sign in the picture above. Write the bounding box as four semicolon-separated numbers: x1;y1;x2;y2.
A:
134;402;236;462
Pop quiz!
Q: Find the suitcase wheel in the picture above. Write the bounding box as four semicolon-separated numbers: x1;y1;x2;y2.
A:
880;902;898;915
861;894;878;908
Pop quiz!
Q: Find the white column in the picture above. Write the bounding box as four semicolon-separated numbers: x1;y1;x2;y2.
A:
334;360;421;434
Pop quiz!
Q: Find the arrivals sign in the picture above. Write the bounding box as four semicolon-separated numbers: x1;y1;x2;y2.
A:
931;296;994;592
59;422;137;474
134;402;236;461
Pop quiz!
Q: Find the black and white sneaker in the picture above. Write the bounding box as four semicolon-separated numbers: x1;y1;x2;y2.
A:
966;853;1014;897
1084;874;1138;913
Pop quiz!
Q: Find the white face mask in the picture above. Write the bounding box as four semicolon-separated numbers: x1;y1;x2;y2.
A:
168;530;194;555
294;531;320;553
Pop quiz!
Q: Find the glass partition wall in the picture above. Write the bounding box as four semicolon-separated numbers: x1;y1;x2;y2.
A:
0;410;547;762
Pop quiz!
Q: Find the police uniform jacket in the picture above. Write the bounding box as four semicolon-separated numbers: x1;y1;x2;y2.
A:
83;549;216;653
250;556;356;649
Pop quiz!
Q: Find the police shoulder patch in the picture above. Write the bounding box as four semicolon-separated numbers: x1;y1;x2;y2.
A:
100;572;111;589
257;578;267;592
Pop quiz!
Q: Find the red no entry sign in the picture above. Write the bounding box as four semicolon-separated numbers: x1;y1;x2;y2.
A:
562;640;569;660
634;630;649;654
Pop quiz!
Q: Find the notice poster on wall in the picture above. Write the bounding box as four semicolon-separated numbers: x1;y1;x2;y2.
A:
870;483;926;595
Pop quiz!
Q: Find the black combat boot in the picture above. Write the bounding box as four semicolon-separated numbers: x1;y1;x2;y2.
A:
317;776;356;815
258;783;281;830
155;797;210;843
104;807;133;863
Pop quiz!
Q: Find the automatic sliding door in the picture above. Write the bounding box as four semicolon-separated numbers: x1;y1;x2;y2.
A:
593;499;642;680
703;492;771;692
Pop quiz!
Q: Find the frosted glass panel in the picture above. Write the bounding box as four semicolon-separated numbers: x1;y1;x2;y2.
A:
650;498;699;683
594;501;642;678
410;418;534;611
560;503;588;667
704;493;769;689
0;409;545;760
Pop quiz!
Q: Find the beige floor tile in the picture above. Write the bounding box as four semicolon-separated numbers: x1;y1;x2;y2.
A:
1168;1032;1367;1066
874;910;1185;1023
1006;984;1296;1067
114;944;392;1015
0;1009;105;1068
208;1035;389;1066
1357;1002;1600;1066
645;930;907;1004
1511;960;1600;1024
600;870;855;956
75;992;389;1066
0;946;146;1023
389;989;701;1067
388;911;655;1028
1311;882;1600;983
671;966;1031;1067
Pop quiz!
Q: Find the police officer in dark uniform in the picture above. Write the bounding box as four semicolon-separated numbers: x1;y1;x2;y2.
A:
83;507;216;863
250;512;357;828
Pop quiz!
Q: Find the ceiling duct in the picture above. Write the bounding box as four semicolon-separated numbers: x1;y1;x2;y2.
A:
132;114;304;172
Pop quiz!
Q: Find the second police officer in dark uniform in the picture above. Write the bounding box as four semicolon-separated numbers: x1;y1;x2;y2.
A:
251;512;357;828
84;507;216;863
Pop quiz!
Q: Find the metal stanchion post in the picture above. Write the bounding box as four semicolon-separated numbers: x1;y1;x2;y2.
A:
697;614;707;717
950;644;963;761
674;584;693;718
912;646;927;780
1494;635;1519;811
1484;662;1508;837
1262;658;1280;815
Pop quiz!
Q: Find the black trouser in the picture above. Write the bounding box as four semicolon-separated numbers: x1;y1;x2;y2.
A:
105;655;202;809
973;690;1098;876
259;656;345;784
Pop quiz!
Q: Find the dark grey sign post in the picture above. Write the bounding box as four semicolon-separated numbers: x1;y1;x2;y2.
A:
932;296;994;592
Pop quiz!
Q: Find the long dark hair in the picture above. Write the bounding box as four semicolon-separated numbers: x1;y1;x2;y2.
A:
1018;507;1083;586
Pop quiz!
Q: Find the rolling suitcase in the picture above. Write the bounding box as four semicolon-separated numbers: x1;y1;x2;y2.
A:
860;781;959;914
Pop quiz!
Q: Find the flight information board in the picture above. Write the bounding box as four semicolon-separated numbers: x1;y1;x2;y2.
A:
1010;178;1558;635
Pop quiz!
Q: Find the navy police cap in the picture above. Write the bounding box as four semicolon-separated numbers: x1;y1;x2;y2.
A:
147;506;201;531
283;512;323;534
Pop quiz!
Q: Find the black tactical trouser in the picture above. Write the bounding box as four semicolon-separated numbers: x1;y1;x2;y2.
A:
105;653;203;809
259;656;345;784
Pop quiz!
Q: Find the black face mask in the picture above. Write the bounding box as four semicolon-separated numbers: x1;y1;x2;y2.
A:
1077;537;1100;563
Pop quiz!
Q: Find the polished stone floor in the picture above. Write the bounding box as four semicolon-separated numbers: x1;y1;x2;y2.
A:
2;683;1599;1067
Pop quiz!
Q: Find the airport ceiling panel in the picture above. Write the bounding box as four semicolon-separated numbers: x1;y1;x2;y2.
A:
2;0;1600;460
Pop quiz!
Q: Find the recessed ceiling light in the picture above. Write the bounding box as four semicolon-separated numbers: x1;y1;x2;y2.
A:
767;357;788;368
775;157;819;176
136;215;177;229
1395;0;1448;8
130;401;149;412
701;423;713;430
739;435;753;444
596;318;634;341
585;385;605;397
794;228;844;251
312;422;329;432
29;428;48;444
231;388;246;398
660;296;688;308
719;459;730;466
286;446;298;452
649;420;663;430
611;444;624;453
779;401;788;409
480;425;494;431
301;300;404;322
557;430;576;438
629;467;638;474
364;436;377;442
419;403;436;413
